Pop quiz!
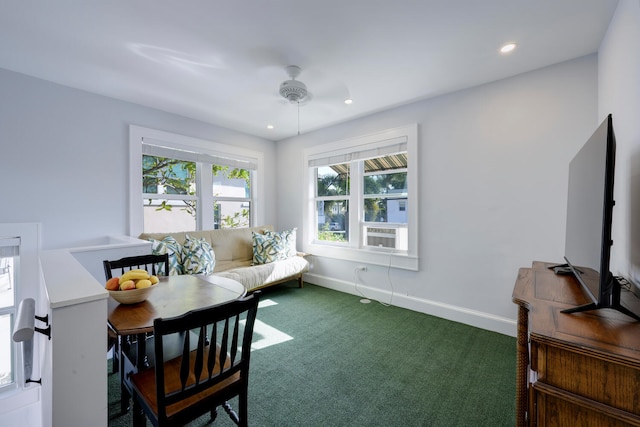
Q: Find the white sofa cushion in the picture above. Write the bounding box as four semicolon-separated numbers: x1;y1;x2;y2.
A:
215;256;309;291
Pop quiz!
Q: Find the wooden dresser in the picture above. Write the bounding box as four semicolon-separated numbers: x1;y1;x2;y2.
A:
512;261;640;426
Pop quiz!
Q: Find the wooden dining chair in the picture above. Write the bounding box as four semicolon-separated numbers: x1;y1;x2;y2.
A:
103;253;170;280
129;291;261;427
104;254;169;376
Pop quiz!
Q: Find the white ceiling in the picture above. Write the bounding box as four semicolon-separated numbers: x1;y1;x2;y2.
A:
0;1;618;141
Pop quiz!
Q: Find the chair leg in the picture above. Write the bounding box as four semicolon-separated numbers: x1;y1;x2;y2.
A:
223;401;240;426
230;391;248;427
132;398;145;427
239;390;248;427
113;336;120;374
119;344;129;414
107;329;120;374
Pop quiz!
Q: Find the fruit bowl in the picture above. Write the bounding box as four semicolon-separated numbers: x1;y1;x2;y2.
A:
108;285;156;305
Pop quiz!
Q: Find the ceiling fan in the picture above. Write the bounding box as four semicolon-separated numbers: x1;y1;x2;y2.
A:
279;65;311;105
273;63;350;135
277;65;312;135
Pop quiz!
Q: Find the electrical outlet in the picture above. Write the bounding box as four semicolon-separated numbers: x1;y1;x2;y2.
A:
357;265;367;271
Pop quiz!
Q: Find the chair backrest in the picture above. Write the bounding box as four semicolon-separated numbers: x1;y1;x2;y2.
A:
152;291;260;424
103;253;170;280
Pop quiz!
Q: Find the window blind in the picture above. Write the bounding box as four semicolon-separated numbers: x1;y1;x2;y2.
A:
0;237;19;257
143;138;258;170
308;136;407;168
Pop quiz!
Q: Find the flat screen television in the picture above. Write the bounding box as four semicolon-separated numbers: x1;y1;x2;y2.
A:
556;114;640;321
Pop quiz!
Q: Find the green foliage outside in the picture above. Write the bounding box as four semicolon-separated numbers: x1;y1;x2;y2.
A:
316;164;407;242
317;222;347;242
316;169;349;241
218;209;250;229
363;172;407;221
143;155;197;216
143;155;250;228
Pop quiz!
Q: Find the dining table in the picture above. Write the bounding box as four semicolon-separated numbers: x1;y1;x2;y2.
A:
107;273;246;413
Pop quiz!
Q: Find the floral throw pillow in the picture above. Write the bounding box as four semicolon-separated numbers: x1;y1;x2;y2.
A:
181;235;216;274
263;227;297;258
252;232;288;265
149;236;183;275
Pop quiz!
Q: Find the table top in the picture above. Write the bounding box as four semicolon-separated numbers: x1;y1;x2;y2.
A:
513;261;640;364
108;274;246;336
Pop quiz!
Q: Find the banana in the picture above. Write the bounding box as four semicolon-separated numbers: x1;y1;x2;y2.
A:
135;279;152;289
119;270;150;284
149;275;159;285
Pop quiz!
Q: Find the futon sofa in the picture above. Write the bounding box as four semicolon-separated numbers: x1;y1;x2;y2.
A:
139;225;309;292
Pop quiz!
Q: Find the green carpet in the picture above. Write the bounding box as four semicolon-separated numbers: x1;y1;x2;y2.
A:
108;283;516;426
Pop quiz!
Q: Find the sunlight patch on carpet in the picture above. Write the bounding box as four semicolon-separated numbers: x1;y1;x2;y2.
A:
258;299;278;309
250;319;293;350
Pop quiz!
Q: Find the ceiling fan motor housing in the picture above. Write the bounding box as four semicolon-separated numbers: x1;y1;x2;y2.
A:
280;79;308;103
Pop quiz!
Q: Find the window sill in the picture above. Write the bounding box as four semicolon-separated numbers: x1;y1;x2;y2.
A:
304;243;418;271
0;384;40;416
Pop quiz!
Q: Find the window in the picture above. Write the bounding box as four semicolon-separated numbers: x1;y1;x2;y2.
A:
129;126;264;236
362;155;408;250
142;154;197;232
315;163;349;243
212;165;252;229
0;223;40;408
0;237;18;391
304;125;418;270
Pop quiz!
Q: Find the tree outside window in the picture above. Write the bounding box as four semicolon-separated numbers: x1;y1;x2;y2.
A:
212;164;251;229
316;164;349;242
313;153;408;250
142;155;252;232
362;159;408;250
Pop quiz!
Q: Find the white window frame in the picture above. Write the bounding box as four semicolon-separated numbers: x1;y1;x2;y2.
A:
303;124;418;271
362;163;408;250
129;126;264;237
0;223;41;412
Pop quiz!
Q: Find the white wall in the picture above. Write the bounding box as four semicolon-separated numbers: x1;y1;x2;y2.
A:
277;55;599;334
0;68;278;250
599;0;640;290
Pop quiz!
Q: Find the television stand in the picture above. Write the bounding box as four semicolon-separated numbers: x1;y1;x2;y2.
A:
561;280;640;321
512;261;640;426
547;263;640;321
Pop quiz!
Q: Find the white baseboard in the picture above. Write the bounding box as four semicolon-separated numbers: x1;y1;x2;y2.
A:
303;273;517;337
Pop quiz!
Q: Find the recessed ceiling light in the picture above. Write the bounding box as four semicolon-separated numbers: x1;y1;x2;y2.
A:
500;43;517;54
266;124;274;129
344;98;353;105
